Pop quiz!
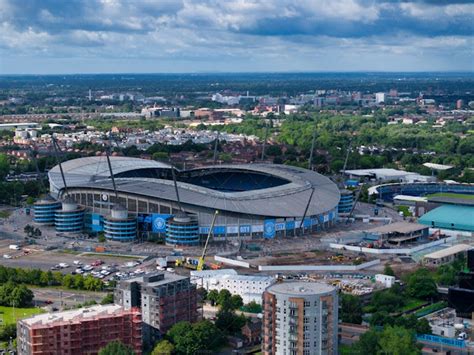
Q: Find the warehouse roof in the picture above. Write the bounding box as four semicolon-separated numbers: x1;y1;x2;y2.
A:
423;244;472;260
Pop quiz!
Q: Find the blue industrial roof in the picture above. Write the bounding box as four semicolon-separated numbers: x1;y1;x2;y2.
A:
419;205;474;232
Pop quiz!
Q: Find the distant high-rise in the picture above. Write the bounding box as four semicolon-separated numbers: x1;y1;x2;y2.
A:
375;92;385;104
262;282;338;355
456;99;464;109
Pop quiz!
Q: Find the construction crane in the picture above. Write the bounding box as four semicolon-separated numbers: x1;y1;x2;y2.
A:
197;210;219;271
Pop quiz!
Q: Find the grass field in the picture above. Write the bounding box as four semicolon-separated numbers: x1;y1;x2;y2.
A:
0;306;44;325
427;193;474;200
401;298;427;312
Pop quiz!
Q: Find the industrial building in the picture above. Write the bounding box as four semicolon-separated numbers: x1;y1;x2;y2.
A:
114;272;197;346
47;156;340;242
364;222;429;246
423;244;472;267
262;282;338;355
16;305;142;355
190;269;276;304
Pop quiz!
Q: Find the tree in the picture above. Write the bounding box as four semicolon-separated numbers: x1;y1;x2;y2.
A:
230;294;243;311
167;321;193;345
0;324;17;342
215;309;247;334
353;328;380;354
207;289;219;306
340;294;363;324
98;340;135;355
152;340;174;355
217;289;232;310
0;154;9;179
167;320;223;354
378;326;421;355
406;268;437;300
101;294;114;305
10;284;34;307
383;263;395;276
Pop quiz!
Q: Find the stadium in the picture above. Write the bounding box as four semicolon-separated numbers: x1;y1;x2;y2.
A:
45;156;340;242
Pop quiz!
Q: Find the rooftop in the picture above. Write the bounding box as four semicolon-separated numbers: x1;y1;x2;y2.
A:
20;304;129;327
267;281;335;297
424;244;472;260
121;272;189;286
367;221;428;234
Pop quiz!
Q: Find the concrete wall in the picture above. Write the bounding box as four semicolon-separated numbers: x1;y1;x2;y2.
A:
214;255;251;268
257;259;380;272
329;236;458;255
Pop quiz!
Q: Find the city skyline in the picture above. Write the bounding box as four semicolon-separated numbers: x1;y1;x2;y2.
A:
0;0;473;74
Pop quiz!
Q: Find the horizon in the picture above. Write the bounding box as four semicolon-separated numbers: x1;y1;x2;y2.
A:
1;70;474;77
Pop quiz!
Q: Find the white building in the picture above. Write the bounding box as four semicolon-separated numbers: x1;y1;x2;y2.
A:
190;269;276;304
375;92;386;103
375;274;396;288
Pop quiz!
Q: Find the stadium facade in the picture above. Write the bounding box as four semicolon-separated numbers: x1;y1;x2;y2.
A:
47;156;340;241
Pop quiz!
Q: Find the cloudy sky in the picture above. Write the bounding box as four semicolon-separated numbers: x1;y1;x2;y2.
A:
0;0;472;74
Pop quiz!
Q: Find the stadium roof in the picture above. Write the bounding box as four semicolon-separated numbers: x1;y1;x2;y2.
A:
419;205;474;232
423;162;453;171
49;156;340;218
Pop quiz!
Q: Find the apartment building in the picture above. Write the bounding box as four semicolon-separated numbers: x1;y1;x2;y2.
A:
17;304;142;355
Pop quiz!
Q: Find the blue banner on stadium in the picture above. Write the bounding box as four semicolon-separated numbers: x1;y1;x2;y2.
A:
213;226;226;235
264;219;276;238
90;213;103;232
152;214;172;232
286;221;295;230
239;225;251;234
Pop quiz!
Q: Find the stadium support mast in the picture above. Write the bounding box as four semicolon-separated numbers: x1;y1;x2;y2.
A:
171;167;183;212
342;138;352;175
308;128;317;170
261;122;269;160
299;187;315;231
105;134;118;200
213;131;220;164
51;136;69;198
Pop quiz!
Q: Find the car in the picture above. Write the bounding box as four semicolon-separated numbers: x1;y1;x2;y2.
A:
3;254;11;259
44;300;53;305
82;265;93;271
58;263;69;268
73;260;82;265
75;268;84;274
91;260;103;266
